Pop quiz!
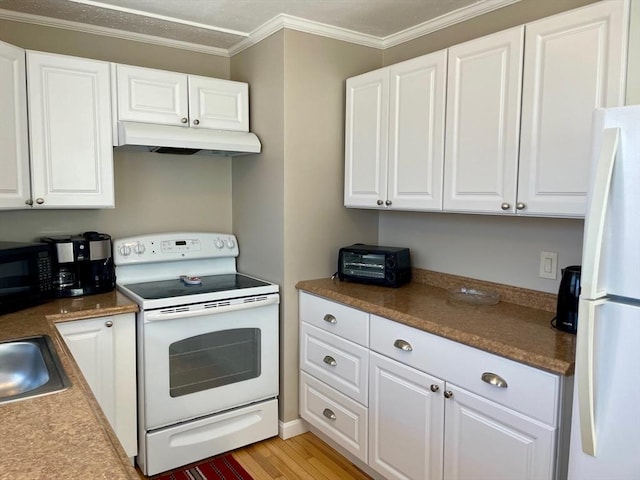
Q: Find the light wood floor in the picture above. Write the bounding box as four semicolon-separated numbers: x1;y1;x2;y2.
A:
139;433;373;479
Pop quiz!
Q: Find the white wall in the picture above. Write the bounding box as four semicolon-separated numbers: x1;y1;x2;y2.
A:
379;212;584;293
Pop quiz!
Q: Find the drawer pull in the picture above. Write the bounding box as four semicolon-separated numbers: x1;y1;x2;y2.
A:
430;384;439;393
323;355;337;367
481;372;508;388
323;314;337;324
393;339;413;352
444;390;454;399
323;408;337;421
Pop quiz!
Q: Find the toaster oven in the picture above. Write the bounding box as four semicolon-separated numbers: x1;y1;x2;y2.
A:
338;244;411;287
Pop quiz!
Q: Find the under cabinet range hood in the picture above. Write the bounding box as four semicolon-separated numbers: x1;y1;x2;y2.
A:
115;121;261;156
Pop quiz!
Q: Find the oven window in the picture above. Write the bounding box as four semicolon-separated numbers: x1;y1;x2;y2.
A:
168;328;261;397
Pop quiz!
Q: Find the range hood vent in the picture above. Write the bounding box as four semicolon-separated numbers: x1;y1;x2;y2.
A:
116;121;261;157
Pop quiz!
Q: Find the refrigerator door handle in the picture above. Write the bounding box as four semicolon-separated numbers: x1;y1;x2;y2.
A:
576;298;605;456
581;127;620;299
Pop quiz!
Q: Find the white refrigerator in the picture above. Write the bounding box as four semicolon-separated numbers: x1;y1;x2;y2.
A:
568;105;640;479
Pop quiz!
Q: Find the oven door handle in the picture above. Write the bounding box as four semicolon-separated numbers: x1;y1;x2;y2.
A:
145;294;280;322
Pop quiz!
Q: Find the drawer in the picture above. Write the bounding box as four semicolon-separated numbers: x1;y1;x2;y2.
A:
370;315;560;425
299;292;369;346
300;322;368;405
300;371;368;462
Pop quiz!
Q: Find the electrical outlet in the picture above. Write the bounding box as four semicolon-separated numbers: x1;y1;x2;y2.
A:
539;251;558;279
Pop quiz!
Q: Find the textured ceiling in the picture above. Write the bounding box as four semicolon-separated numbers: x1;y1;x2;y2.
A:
0;0;513;52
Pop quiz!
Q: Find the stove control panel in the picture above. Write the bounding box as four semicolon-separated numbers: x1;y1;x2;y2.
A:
113;232;239;265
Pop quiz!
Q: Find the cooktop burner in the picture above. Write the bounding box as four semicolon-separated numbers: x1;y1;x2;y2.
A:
122;273;271;300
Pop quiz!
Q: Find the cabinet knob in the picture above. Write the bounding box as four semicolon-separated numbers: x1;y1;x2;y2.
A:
323;355;337;367
25;199;33;206
430;384;440;393
36;198;45;205
181;117;188;124
323;408;337;421
385;200;392;206
105;321;113;328
516;202;526;210
193;119;200;126
323;314;337;324
393;339;413;352
444;390;454;399
500;202;510;211
481;372;508;388
376;199;384;206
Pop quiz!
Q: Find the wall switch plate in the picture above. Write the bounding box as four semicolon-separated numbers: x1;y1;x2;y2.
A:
539;251;558;279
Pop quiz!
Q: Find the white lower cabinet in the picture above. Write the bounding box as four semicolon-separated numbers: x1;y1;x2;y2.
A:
299;292;569;480
56;313;137;458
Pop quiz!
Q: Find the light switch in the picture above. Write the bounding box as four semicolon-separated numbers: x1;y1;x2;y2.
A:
539;251;558;279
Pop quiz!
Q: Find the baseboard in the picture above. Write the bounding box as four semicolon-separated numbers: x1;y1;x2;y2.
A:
278;417;309;439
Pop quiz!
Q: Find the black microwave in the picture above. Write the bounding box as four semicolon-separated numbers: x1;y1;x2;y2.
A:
0;242;54;315
338;244;411;287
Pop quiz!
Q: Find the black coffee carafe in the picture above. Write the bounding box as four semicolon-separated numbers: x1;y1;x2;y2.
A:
555;265;581;334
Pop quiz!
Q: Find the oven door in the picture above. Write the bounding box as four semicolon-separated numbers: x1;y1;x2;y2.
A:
140;294;279;430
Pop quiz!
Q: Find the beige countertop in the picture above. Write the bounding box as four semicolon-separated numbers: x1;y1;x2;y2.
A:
0;291;139;480
296;270;576;376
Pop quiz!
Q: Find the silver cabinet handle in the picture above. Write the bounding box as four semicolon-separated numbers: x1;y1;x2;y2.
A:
36;198;45;205
323;314;337;324
323;408;336;421
481;372;508;388
105;321;113;327
501;202;510;210
323;355;337;367
193;119;200;125
181;117;188;124
393;339;413;352
444;390;453;399
516;202;526;210
385;200;392;206
430;384;439;393
376;199;384;206
25;199;33;206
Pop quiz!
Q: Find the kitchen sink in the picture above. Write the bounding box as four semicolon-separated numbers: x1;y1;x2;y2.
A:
0;335;71;404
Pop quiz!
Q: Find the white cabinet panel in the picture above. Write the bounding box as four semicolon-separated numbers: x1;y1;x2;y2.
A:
57;314;137;457
189;75;249;131
443;384;555;480
518;1;627;217
0;40;30;209
444;26;524;214
27;51;114;208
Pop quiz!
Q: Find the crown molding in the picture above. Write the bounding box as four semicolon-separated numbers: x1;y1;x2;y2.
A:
0;8;230;57
1;0;522;58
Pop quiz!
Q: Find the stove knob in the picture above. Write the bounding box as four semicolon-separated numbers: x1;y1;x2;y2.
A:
226;238;236;249
214;238;225;249
119;244;132;256
134;242;146;255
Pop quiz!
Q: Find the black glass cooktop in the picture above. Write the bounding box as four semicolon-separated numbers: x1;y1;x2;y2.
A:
123;273;270;300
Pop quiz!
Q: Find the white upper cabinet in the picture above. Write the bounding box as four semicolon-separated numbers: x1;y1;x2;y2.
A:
27;51;114;208
443;26;524;214
0;40;30;210
518;0;627;217
345;50;447;211
116;64;249;131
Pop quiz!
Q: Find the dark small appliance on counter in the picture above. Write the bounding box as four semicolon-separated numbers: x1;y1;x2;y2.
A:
0;241;54;314
41;232;115;298
338;244;411;288
554;265;581;334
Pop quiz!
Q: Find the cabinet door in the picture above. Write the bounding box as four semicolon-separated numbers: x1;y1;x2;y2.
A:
188;75;249;131
56;314;137;457
0;41;30;209
443;26;524;214
518;1;627;217
27;52;114;208
388;51;447;211
116;64;189;126
344;68;389;208
369;352;444;480
443;384;555;480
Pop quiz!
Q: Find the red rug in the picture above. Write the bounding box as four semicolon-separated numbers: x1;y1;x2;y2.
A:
151;454;253;480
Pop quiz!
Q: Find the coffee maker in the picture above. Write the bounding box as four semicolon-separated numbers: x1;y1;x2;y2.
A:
555;265;581;334
41;232;115;297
